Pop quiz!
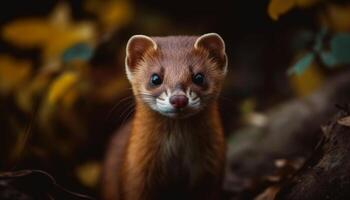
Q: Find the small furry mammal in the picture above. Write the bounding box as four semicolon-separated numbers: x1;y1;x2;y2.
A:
102;33;228;200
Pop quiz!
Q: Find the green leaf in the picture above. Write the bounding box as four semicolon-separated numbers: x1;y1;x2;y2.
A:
288;53;315;75
330;33;350;64
62;43;93;63
320;51;337;67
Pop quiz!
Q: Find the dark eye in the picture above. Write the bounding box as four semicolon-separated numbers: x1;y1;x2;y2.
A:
192;73;205;85
150;73;162;86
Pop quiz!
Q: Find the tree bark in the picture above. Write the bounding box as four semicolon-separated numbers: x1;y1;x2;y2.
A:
275;105;350;200
224;71;350;199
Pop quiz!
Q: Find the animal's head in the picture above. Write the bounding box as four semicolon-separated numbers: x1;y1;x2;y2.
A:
125;33;227;118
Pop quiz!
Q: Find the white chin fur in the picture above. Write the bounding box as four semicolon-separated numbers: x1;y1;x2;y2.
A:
145;89;201;118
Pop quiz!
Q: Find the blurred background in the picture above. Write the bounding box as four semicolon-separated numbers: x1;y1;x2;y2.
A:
0;0;350;199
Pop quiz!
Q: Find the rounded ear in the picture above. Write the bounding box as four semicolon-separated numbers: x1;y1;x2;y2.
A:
125;35;157;81
194;33;227;73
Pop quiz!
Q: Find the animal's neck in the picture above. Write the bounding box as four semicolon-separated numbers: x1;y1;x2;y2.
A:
124;101;225;199
130;102;222;167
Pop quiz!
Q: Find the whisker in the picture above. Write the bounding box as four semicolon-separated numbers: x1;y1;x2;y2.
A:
191;100;200;104
121;107;135;126
105;96;133;121
138;92;153;96
110;102;135;125
192;103;200;107
135;95;155;100
192;97;199;101
10;109;35;170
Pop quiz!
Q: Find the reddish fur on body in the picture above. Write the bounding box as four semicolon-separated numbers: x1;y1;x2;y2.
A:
102;34;227;200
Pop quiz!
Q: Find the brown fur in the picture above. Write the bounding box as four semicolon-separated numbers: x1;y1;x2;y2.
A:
102;35;227;200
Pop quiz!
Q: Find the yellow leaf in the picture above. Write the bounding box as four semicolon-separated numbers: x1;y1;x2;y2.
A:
47;72;79;105
320;3;350;32
16;72;52;112
44;23;94;57
296;0;320;8
100;1;133;30
76;161;101;188
268;0;295;20
43;2;95;61
50;2;71;28
0;55;32;95
37;71;79;134
289;63;324;97
62;87;79;109
2;19;51;48
2;2;96;70
85;0;133;31
43;2;95;69
268;0;320;20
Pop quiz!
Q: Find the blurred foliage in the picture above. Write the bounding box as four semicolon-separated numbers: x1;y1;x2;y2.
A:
288;29;350;76
0;0;133;193
2;3;96;70
0;0;349;198
84;0;133;32
0;170;94;199
320;3;350;32
268;0;319;20
0;55;32;95
289;63;324;97
267;0;350;97
76;161;101;189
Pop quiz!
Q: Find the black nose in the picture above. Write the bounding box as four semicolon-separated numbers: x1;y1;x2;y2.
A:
169;95;188;109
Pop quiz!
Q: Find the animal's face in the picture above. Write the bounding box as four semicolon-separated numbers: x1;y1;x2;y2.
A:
125;33;227;118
